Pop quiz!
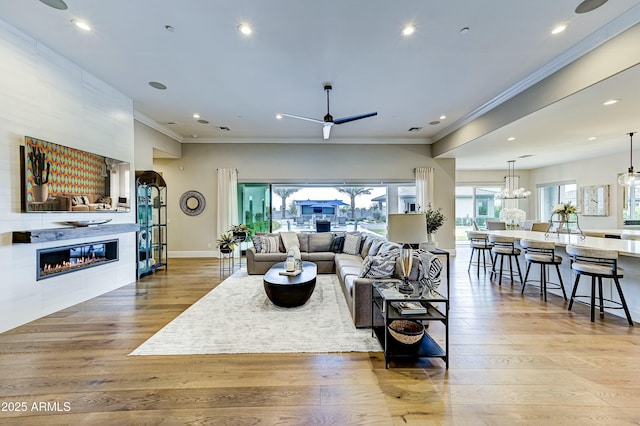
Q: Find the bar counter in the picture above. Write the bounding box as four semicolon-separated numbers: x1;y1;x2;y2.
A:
485;230;639;323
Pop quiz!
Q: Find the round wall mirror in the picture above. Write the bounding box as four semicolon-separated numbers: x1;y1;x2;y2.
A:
180;190;206;216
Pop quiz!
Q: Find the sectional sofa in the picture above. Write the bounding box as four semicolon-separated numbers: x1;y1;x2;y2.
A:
247;231;440;327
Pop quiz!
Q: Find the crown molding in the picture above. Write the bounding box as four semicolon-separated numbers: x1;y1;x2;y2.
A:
134;110;183;142
182;137;431;145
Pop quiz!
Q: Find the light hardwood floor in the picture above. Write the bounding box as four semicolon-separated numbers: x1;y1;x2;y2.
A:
1;248;640;425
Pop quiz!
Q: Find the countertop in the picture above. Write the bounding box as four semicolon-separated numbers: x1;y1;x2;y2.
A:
488;230;640;258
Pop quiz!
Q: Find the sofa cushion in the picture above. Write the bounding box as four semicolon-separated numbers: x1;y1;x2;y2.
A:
252;252;287;262
360;252;398;279
343;233;362;255
297;233;309;253
306;252;335;262
308;232;333;252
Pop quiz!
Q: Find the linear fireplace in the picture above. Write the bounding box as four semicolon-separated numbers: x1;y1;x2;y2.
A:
37;239;119;280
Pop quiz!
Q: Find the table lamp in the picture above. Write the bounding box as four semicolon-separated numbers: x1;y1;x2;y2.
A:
387;213;427;293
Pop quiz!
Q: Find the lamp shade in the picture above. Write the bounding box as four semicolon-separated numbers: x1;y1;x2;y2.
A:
387;213;427;244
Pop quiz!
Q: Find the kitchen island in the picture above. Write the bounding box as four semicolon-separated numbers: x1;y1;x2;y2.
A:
487;230;639;324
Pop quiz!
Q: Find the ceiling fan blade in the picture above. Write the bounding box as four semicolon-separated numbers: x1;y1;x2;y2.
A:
323;123;333;140
333;112;378;125
280;113;324;124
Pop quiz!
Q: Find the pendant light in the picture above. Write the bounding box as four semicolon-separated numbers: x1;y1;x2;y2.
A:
495;160;531;199
618;132;640;187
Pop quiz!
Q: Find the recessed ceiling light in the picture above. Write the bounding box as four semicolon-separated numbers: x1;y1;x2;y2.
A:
39;0;68;10
551;24;567;35
603;99;619;105
429;120;440;126
459;27;470;35
165;25;175;32
276;114;282;120
507;137;516;141
219;126;231;131
72;19;92;31
238;24;252;35
148;81;167;90
408;127;422;132
518;154;534;159
588;136;597;140
402;25;416;36
439;115;447;120
197;119;210;124
192;134;198;138
193;113;200;119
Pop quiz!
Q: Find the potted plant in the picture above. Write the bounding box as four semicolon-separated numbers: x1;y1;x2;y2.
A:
216;233;237;254
28;146;51;202
229;223;251;242
424;205;446;250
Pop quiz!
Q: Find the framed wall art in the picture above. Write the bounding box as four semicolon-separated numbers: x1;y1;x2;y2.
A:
580;184;609;216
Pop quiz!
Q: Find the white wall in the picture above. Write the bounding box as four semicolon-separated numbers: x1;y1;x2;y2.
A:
154;143;456;256
532;149;632;229
457;148;633;229
0;19;136;332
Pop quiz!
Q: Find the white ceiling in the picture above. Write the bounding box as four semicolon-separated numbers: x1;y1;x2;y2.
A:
1;0;639;170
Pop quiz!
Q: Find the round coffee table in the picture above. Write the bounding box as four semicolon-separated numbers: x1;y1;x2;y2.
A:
263;261;317;307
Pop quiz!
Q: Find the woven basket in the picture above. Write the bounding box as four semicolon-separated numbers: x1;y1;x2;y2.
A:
388;320;424;345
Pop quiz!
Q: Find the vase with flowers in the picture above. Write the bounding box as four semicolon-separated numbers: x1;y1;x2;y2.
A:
551;202;577;230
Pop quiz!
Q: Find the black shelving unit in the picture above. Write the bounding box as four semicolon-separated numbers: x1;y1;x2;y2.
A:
372;282;449;369
136;170;167;279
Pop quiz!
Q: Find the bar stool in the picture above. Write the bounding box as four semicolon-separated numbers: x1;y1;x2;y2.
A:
466;231;493;277
520;239;566;301
566;245;633;326
488;234;523;284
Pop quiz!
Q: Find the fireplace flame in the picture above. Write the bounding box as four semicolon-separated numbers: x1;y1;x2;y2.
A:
41;253;108;276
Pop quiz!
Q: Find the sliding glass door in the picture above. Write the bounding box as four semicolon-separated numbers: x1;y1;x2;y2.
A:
455;186;503;241
237;183;272;234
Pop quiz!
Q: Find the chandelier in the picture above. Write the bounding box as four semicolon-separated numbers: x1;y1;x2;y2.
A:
618;132;640;187
496;160;531;199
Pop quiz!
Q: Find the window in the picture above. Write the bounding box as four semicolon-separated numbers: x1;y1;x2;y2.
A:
455;185;503;240
623;185;640;220
538;182;576;221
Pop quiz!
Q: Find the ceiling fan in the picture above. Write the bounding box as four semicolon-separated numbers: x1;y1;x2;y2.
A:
280;83;377;140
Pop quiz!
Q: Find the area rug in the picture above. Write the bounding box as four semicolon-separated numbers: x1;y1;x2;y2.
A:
129;271;381;355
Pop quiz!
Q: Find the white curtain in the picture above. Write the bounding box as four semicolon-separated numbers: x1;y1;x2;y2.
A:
415;167;434;211
216;168;238;248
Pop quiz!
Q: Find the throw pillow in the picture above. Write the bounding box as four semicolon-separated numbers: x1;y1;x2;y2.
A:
81;195;90;205
360;252;398;279
259;236;280;253
251;235;263;253
329;234;345;253
72;195;82;206
280;232;299;251
368;239;385;256
343;234;362;255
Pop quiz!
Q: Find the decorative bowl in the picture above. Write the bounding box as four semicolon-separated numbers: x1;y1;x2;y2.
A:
388;320;424;345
